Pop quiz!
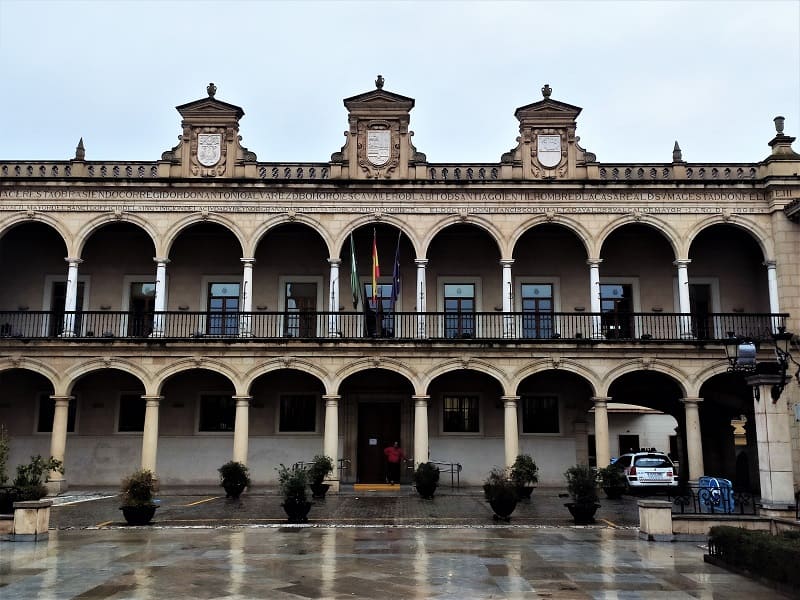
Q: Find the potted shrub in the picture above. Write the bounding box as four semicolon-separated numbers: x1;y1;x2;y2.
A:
510;454;539;500
413;462;440;499
564;464;600;524
277;464;311;523
483;467;518;521
307;455;334;499
218;461;250;499
119;469;158;525
598;463;628;499
8;455;64;508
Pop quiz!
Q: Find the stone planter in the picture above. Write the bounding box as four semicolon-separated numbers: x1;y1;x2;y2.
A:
223;482;247;499
282;498;312;523
121;505;157;526
565;502;600;524
310;483;330;499
11;499;52;541
415;481;437;499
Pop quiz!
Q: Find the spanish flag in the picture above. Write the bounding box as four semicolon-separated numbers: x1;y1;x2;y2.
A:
372;229;380;305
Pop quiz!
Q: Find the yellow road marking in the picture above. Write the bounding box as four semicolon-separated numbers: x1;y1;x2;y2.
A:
181;496;221;507
95;520;113;528
600;518;618;528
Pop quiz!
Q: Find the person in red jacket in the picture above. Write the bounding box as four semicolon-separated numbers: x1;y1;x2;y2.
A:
384;441;405;484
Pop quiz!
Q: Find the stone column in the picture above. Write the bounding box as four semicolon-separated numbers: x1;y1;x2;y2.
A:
681;397;705;483
415;259;428;338
674;259;693;338
46;396;71;492
61;258;82;336
323;395;340;490
592;396;611;468
500;259;514;338
587;258;603;338
239;258;255;337
151;258;169;337
764;260;781;332
140;395;162;473
746;372;796;514
328;258;341;337
502;395;520;468
412;395;430;465
231;395;251;464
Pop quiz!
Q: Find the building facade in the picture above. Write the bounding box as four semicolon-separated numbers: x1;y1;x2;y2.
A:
1;80;799;509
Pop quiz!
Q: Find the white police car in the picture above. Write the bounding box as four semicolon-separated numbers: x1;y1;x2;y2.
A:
613;450;678;490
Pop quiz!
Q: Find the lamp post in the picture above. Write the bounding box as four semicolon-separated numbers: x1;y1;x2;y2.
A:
721;326;799;515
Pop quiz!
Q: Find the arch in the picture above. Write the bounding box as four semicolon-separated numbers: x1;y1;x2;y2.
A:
512;360;599;396
509;217;592;258
251;214;335;258
0;213;71;251
333;215;422;259
153;359;243;395
162;213;246;258
420;216;504;259
0;359;60;392
689;362;735;397
596;217;681;260
686;216;774;261
244;359;331;394
73;214;159;257
332;358;420;394
601;360;689;398
422;359;509;395
62;359;150;395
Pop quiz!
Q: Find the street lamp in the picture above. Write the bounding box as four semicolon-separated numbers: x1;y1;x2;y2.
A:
723;327;800;401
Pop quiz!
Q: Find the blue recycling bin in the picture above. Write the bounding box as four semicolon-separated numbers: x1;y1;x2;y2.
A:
697;476;735;514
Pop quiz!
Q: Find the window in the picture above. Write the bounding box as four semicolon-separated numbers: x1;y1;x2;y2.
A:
521;284;553;338
600;283;633;338
207;283;240;336
199;394;236;432
442;395;479;432
128;282;156;336
364;282;395;337
521;395;559;433
284;282;318;338
37;394;76;433
118;393;145;432
279;395;317;432
443;284;475;338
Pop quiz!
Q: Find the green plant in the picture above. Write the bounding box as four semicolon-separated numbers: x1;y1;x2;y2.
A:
0;425;9;486
483;467;517;502
307;455;334;485
598;463;627;488
564;464;598;505
13;455;64;501
120;469;158;507
218;461;251;488
277;464;308;502
510;454;539;487
413;462;440;485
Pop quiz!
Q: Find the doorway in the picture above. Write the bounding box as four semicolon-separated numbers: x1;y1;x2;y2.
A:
357;402;401;483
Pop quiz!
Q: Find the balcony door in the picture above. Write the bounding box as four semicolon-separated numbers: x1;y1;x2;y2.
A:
128;282;156;336
600;283;633;338
364;282;395;338
207;282;240;336
284;282;317;338
48;281;85;336
521;283;553;338
444;283;475;338
689;283;712;339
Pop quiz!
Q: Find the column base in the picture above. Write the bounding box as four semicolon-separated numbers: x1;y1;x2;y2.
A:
324;479;340;494
45;478;68;496
757;504;796;520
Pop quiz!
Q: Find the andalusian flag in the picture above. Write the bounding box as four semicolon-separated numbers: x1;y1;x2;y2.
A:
349;233;362;309
371;229;380;305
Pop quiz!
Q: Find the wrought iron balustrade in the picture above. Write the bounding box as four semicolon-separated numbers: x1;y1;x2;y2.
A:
0;310;787;342
668;485;757;516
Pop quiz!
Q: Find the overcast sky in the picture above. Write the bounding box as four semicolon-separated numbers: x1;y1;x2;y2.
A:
1;0;798;164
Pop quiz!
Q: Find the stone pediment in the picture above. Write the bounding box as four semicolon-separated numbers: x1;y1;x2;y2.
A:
514;98;582;121
343;89;415;112
176;97;245;121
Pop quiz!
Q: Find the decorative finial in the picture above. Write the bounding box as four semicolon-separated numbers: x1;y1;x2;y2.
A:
75;138;85;161
541;84;552;99
672;141;682;162
375;74;384;89
774;116;785;135
207;82;217;98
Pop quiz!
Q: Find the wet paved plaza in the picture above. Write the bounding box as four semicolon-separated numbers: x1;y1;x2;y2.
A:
1;487;791;598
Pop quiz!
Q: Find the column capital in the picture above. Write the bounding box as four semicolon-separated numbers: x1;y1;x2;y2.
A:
499;259;514;267
232;394;252;400
414;258;429;267
233;395;251;406
240;257;256;266
49;395;73;404
591;396;611;405
327;258;342;266
681;396;703;405
153;257;170;265
64;257;83;266
673;259;691;267
411;394;430;401
586;258;603;267
763;259;777;269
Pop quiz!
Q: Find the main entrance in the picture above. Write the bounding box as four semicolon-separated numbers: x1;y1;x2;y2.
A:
357;402;401;483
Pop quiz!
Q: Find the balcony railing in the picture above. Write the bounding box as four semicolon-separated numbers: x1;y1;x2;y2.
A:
0;311;787;342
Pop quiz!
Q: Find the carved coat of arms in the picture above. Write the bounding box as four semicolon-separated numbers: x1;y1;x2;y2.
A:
197;133;222;167
536;134;562;168
366;130;391;166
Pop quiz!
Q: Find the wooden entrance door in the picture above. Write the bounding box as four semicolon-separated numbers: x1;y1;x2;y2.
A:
357;402;400;483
